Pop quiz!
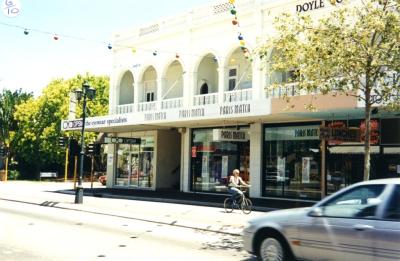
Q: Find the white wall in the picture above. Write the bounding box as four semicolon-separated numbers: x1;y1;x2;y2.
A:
249;122;263;198
155;130;181;189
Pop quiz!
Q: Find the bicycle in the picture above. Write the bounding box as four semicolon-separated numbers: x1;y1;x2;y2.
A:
224;185;253;214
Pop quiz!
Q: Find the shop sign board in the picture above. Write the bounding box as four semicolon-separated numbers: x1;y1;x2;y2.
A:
104;137;141;145
320;127;361;142
61;99;270;131
265;125;320;141
212;129;248;142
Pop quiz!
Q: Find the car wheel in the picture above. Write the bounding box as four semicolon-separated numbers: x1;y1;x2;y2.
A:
258;237;286;261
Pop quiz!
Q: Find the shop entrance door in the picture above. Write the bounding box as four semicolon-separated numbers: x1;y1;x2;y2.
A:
128;151;140;187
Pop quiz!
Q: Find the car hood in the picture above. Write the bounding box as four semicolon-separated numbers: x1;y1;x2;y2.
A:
249;207;311;225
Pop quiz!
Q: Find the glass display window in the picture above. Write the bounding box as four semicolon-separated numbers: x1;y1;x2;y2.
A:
114;137;154;189
191;127;250;193
263;124;322;200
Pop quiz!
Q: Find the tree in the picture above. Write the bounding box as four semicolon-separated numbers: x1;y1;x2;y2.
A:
258;0;400;180
0;89;32;170
13;74;109;178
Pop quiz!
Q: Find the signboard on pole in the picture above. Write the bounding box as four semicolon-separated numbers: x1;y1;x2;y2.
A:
104;137;141;145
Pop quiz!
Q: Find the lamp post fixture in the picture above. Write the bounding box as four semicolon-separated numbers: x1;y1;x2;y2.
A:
74;82;96;204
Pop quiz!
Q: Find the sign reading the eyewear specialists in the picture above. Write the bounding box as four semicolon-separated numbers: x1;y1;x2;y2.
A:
2;0;21;17
296;0;343;13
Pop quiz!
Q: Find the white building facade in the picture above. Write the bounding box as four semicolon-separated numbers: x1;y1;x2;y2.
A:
62;0;400;204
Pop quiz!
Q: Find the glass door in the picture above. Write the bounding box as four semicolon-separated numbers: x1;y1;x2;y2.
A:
128;151;140;187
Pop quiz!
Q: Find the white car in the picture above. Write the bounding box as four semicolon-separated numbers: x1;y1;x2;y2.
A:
243;178;400;261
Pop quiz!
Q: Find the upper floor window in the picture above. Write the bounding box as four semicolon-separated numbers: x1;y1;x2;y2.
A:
228;67;238;91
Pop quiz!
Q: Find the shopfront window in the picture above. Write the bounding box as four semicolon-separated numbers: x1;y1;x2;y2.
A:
191;128;250;193
264;125;321;200
115;137;154;188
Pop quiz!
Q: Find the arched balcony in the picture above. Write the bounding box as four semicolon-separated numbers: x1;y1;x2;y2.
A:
138;66;158;112
194;53;219;106
161;60;184;109
224;47;253;103
117;71;135;114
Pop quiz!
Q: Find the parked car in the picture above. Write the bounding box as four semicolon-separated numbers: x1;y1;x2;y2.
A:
243;178;400;261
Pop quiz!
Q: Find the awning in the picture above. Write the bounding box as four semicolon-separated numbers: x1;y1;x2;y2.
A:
328;146;379;154
328;146;400;154
384;147;400;154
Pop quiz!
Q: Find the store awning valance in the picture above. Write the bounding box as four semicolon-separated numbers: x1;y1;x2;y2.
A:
328;146;379;154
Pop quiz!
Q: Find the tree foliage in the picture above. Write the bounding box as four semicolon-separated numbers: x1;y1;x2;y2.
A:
13;74;109;178
258;0;400;180
0;89;32;146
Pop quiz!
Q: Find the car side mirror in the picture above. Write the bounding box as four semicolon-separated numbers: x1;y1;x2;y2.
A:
308;207;323;217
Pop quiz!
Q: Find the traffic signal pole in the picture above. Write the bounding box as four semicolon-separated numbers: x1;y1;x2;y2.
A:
90;155;94;189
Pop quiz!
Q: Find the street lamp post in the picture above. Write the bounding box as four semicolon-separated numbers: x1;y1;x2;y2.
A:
74;82;96;204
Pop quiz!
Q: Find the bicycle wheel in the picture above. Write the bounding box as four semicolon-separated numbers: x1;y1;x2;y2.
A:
241;198;252;214
224;198;234;213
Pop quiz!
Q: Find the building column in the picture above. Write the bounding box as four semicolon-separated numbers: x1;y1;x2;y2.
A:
249;122;263;198
181;128;191;192
217;67;226;103
157;77;163;110
191;72;198;106
182;71;191;107
106;143;116;187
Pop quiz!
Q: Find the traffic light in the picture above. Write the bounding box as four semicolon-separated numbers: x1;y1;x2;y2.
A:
69;139;80;156
94;143;101;155
58;137;67;147
0;147;9;157
87;143;94;154
86;143;101;155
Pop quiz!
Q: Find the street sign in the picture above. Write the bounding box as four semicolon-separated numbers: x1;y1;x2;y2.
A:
104;137;141;145
62;119;83;130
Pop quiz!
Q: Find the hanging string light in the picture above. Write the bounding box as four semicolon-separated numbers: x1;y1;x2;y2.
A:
0;21;226;60
228;0;252;61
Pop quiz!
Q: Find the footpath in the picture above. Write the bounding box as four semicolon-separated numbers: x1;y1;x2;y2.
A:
0;181;276;236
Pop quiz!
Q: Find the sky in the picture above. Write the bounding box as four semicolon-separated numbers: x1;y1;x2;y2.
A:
0;0;210;96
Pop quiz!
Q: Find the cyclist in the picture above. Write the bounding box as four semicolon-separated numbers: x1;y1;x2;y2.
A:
227;169;249;202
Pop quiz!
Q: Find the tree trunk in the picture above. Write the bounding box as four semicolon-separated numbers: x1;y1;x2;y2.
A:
363;96;371;181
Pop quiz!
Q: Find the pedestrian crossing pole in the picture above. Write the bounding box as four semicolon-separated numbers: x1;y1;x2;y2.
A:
4;155;8;182
73;156;78;189
64;147;69;182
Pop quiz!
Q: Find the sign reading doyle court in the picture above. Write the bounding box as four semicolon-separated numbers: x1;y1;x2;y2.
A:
296;0;343;13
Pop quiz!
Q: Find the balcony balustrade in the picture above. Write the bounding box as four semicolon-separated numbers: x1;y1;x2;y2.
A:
117;103;135;114
193;93;219;106
224;89;252;103
137;101;158;112
161;97;183;109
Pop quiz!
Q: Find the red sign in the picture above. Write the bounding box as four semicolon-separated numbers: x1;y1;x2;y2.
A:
191;146;197;158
